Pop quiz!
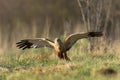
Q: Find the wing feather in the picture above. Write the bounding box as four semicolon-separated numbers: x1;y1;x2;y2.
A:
16;38;54;50
64;32;102;51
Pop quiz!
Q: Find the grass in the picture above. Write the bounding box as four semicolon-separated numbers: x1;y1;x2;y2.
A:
0;40;120;80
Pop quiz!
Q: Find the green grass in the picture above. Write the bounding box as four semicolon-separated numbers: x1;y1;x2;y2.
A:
0;41;120;80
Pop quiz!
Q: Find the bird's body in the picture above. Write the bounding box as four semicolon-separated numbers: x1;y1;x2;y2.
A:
16;31;103;61
54;38;70;60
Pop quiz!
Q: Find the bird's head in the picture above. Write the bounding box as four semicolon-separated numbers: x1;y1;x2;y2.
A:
54;38;62;44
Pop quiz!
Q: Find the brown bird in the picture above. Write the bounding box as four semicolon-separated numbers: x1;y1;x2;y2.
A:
16;31;102;61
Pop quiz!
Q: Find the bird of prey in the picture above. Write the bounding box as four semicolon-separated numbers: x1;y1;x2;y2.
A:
16;31;103;61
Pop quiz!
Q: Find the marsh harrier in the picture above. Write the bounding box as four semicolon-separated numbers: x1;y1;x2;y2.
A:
16;31;102;61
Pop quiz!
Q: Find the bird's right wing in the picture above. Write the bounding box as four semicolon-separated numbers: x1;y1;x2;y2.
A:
64;32;102;51
16;38;55;50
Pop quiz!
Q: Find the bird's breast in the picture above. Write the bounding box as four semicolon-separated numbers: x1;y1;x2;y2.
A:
54;42;65;53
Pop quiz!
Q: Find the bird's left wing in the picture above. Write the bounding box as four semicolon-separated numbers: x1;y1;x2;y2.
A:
64;32;102;51
16;38;55;50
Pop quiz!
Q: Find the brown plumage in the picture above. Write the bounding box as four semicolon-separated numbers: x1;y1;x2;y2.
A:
16;31;103;61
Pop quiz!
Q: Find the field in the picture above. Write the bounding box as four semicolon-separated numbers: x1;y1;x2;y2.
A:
0;0;120;80
0;40;120;80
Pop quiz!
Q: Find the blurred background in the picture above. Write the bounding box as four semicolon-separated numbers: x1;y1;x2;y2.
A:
0;0;120;53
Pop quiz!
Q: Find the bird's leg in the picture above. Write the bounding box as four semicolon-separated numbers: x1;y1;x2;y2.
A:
62;52;70;61
57;52;70;61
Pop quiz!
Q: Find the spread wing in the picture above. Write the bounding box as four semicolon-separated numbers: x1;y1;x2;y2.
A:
64;31;103;51
16;38;55;50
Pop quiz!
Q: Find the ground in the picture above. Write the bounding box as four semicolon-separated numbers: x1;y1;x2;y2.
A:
0;40;120;80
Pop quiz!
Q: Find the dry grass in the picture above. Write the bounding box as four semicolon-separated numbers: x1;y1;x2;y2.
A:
0;40;120;80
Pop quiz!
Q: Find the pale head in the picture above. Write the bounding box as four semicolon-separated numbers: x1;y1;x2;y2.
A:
54;38;64;52
54;38;62;44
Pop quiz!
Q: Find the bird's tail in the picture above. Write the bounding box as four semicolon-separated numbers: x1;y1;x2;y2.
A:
88;31;103;37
